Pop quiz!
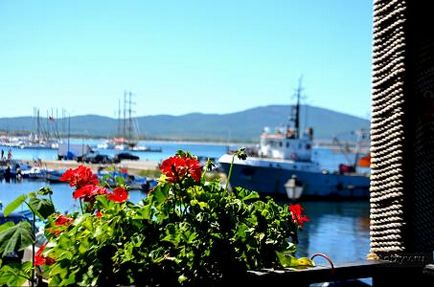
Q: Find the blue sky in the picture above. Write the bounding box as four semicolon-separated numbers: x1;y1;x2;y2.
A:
0;0;372;119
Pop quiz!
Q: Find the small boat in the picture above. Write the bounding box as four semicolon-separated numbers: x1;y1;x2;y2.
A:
21;167;51;180
97;140;116;150
45;169;66;183
0;160;32;181
130;146;162;152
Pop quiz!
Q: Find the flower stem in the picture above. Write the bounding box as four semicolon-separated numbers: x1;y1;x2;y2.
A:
49;193;54;211
79;199;84;214
24;201;36;287
31;211;35;287
224;153;236;193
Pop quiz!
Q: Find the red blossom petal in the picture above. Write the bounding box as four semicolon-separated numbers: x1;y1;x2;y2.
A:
54;214;73;226
34;243;55;266
34;255;45;266
35;243;47;257
60;165;99;188
59;169;77;187
96;210;103;217
186;157;202;182
45;257;56;265
73;185;96;199
289;204;310;228
73;185;108;201
160;155;202;183
160;156;186;183
107;187;128;203
94;186;109;195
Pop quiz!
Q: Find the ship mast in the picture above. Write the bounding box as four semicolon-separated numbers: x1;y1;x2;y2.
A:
294;76;303;139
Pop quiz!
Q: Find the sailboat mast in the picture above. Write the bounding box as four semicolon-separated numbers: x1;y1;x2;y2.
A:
123;91;127;139
37;109;40;141
117;98;121;136
128;91;133;141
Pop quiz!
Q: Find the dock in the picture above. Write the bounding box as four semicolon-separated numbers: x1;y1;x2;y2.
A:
37;159;159;176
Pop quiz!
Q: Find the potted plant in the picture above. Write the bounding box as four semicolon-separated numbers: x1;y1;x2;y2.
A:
0;149;312;286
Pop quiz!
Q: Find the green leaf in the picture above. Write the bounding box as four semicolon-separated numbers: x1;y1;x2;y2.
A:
59;274;76;286
296;257;315;267
0;262;32;287
178;274;188;284
49;262;68;278
21;261;33;274
235;187;260;202
151;185;169;204
0;221;34;257
276;251;298;268
28;197;55;219
115;176;126;186
140;203;152;220
182;231;197;244
197;201;208;210
37;186;53;196
4;194;27;217
0;222;15;233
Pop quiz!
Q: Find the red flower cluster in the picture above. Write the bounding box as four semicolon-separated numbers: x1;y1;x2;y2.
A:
289;204;310;228
60;166;99;188
107;187;128;203
54;214;74;226
34;243;55;266
48;214;74;236
160;156;202;183
61;165;129;204
73;185;108;202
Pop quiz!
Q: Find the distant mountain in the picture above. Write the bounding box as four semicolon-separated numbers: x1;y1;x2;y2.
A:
0;105;369;142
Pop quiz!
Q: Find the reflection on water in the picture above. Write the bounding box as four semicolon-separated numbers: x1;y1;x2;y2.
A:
1;181;370;264
297;201;370;264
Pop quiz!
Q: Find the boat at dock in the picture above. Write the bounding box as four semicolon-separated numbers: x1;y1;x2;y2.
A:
218;80;370;200
96;137;162;153
130;145;162;152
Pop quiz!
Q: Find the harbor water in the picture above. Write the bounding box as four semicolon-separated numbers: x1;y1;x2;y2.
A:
0;140;370;264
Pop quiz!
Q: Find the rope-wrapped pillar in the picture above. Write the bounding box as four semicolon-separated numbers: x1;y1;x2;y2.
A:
370;0;434;261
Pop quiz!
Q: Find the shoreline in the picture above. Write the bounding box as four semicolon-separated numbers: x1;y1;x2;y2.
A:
30;159;160;176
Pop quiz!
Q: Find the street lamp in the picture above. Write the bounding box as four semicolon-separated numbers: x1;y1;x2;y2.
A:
284;175;303;200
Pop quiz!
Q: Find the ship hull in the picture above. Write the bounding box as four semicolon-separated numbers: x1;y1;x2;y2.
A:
219;161;370;199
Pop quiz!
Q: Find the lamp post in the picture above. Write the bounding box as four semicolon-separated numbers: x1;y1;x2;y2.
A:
284;175;303;200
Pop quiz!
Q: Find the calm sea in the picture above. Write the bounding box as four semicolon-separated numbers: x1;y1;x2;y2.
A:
0;140;370;264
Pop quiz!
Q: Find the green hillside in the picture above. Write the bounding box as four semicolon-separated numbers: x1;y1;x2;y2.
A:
0;105;369;142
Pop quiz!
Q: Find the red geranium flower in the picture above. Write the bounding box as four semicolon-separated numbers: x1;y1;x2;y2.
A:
34;243;55;266
60;165;99;188
160;156;202;183
73;184;108;202
54;214;73;226
289;204;309;228
185;157;202;182
160;156;188;183
107;187;128;203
